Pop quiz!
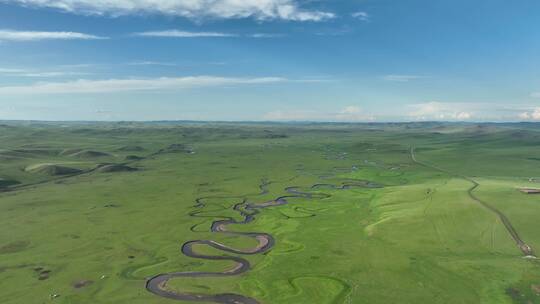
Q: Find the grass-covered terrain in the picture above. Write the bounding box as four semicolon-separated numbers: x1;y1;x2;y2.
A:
1;121;540;304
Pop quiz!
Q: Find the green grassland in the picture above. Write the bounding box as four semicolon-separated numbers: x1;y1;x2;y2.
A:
1;121;540;303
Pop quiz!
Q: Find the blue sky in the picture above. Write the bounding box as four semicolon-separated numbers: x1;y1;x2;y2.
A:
0;0;539;121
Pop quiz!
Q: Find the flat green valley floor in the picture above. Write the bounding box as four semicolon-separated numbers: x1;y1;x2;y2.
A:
1;122;540;304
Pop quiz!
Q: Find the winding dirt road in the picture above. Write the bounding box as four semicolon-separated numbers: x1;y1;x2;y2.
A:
146;180;382;303
410;147;535;257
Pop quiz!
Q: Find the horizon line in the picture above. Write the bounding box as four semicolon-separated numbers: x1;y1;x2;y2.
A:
0;119;539;124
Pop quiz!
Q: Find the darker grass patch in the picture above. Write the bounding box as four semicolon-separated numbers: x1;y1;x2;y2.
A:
263;133;288;139
104;203;121;208
11;148;61;156
37;269;51;280
0;241;30;254
125;155;145;161
96;164;138;173
116;145;145;152
70;150;112;158
159;144;194;154
73;280;94;289
0;264;30;273
0;178;20;188
194;285;211;290
506;278;540;304
506;287;524;303
26;164;82;176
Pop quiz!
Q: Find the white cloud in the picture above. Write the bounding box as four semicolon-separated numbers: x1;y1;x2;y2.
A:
0;76;287;94
335;105;374;121
263;110;318;121
352;11;369;21
22;72;91;77
519;108;540;121
531;109;540;120
134;30;238;38
127;61;177;66
249;33;285;38
0;68;26;73
0;67;90;77
519;112;531;120
382;74;425;82
456;112;471;120
134;30;286;38
4;0;335;21
410;102;440;117
409;101;474;121
407;102;540;122
340;105;362;114
531;92;540;98
0;29;106;41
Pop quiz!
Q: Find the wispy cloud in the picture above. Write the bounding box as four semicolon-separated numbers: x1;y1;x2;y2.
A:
0;29;107;41
249;33;286;38
127;60;230;67
0;67;90;77
134;30;238;38
20;72;91;77
0;68;26;73
127;61;178;66
382;74;426;82
352;11;370;22
531;92;540;98
133;30;285;38
0;76;288;94
3;0;335;21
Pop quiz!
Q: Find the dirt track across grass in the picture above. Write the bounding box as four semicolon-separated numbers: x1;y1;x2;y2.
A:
411;147;535;257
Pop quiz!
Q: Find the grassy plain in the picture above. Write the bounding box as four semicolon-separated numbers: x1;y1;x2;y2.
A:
1;121;540;304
